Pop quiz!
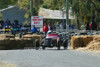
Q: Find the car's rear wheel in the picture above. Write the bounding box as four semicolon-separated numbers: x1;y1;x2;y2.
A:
42;46;45;50
57;39;60;50
63;39;68;50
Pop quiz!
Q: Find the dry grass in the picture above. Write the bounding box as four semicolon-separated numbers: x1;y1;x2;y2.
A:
0;62;17;67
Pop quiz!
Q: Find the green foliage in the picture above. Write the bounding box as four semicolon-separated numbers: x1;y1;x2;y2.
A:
42;0;66;10
0;12;2;20
41;0;100;29
18;0;43;18
0;0;17;9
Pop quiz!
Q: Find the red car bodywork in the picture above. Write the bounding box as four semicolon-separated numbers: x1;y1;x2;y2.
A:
46;34;60;43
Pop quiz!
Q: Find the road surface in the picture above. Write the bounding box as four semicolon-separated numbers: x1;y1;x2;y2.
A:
0;47;100;67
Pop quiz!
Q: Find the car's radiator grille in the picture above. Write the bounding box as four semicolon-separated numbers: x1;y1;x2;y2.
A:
45;38;52;46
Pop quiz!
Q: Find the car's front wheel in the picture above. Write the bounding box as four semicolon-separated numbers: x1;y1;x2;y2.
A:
57;39;60;50
35;39;40;50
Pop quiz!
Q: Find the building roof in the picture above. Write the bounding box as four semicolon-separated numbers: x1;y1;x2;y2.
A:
39;8;75;19
0;6;16;12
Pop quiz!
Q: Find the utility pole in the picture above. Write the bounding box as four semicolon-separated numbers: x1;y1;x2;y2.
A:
31;0;33;29
66;0;69;32
31;0;33;16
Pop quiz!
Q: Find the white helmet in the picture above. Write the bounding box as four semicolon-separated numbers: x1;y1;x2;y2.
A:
47;30;52;34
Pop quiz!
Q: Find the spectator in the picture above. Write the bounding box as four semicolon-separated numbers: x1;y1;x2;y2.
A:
86;23;90;30
48;23;52;31
14;19;19;28
31;25;38;33
69;25;71;29
92;22;97;30
43;23;48;35
60;23;63;29
4;22;8;28
52;23;56;31
89;22;92;30
5;19;11;26
71;24;74;29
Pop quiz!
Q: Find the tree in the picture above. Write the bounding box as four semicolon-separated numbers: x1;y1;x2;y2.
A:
17;0;100;30
0;12;2;20
17;0;43;18
0;0;17;9
70;0;100;30
42;0;66;10
42;0;100;30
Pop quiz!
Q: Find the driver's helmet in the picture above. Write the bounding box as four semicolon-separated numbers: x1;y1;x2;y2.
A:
47;30;52;34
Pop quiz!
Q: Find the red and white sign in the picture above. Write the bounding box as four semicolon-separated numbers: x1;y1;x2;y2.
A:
31;16;43;28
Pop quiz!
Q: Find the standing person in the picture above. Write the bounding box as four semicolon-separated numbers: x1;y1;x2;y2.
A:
48;23;52;31
14;19;19;28
5;19;11;26
59;22;63;31
69;24;71;29
4;20;8;28
89;22;92;30
43;23;48;35
60;23;63;29
86;23;90;30
71;24;74;29
31;25;38;33
52;23;56;31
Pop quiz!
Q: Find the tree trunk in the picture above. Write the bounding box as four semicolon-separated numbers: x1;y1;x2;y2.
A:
92;10;97;30
77;16;80;30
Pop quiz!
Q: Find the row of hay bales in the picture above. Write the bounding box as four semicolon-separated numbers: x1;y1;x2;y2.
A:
0;34;43;50
22;34;43;45
0;34;15;39
71;35;100;50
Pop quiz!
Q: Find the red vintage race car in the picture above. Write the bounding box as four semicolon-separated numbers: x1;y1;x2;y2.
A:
35;32;68;50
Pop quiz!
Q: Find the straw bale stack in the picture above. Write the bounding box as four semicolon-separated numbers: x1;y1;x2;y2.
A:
7;38;33;49
71;35;93;50
0;38;33;50
87;42;100;50
76;35;100;51
71;36;83;50
92;35;100;42
22;34;43;46
85;35;100;50
0;34;15;39
82;36;93;46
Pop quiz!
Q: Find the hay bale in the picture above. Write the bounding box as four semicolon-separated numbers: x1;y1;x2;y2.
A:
92;35;100;42
82;36;93;47
0;38;33;50
71;36;83;50
8;38;33;49
76;35;100;52
0;34;15;39
71;35;93;50
22;34;43;46
86;42;100;50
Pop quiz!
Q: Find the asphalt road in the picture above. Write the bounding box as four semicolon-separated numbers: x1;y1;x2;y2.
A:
0;47;100;67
